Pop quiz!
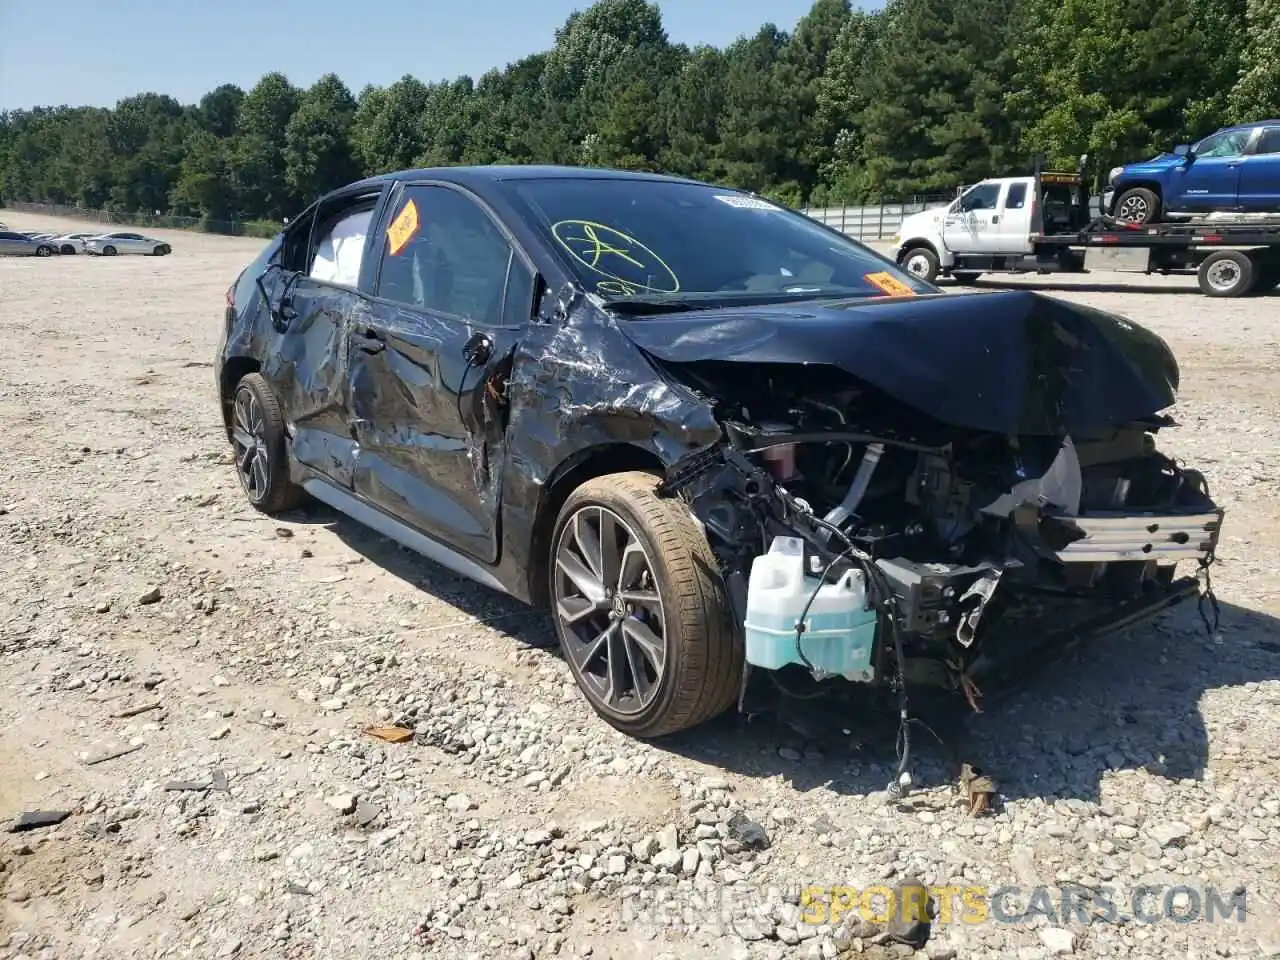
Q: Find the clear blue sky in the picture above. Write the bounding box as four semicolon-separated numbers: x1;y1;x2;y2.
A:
0;0;881;111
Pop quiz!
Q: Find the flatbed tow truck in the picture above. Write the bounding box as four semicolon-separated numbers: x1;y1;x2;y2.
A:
891;155;1280;297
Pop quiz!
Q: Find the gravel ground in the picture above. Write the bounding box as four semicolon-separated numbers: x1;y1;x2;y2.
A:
1;211;1279;960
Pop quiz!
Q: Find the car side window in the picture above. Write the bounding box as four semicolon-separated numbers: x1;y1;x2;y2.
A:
1256;128;1280;155
1005;183;1027;209
960;183;1001;212
309;207;373;288
1196;130;1249;158
376;185;518;326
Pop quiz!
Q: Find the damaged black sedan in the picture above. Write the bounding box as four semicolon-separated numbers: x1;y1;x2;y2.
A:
215;165;1224;750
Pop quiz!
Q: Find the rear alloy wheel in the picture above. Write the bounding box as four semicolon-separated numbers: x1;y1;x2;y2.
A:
1113;187;1161;225
549;471;742;739
901;247;939;283
229;373;306;513
60;244;77;255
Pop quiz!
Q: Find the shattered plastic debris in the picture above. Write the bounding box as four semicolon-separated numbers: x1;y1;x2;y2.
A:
363;725;413;744
8;810;72;832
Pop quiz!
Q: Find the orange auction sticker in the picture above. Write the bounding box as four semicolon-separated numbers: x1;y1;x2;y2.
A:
387;199;420;256
864;271;917;297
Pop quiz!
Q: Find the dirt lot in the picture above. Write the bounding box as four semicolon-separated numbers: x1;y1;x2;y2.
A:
1;209;1279;960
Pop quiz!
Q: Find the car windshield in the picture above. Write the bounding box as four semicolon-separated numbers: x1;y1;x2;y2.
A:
508;177;934;308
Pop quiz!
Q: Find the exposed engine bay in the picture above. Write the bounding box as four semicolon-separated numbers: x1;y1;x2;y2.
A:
658;360;1224;789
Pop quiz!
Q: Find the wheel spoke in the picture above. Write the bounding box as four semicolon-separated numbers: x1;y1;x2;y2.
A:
251;449;269;495
556;550;606;605
557;593;602;626
622;616;665;681
232;428;254;450
623;627;654;703
619;588;661;614
605;625;627;706
617;541;648;592
575;624;612;670
573;510;604;580
597;511;623;591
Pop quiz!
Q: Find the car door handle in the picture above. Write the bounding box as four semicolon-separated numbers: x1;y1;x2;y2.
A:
357;328;385;354
991;215;1000;223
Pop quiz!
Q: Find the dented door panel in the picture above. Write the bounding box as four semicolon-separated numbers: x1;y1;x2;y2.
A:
347;301;518;566
266;276;360;489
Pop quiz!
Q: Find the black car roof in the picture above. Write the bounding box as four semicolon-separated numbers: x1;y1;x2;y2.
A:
347;164;714;192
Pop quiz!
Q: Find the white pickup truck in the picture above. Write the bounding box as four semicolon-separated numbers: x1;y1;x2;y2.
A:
888;170;1280;297
890;172;1093;284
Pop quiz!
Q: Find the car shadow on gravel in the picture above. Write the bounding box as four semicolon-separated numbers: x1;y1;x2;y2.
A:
651;598;1280;807
282;501;558;648
291;497;1280;806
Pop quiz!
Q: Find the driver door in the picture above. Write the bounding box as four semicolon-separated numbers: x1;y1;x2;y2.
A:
1168;128;1253;213
941;181;1003;253
346;181;537;566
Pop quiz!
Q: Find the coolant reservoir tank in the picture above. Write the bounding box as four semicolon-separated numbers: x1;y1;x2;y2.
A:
743;536;879;682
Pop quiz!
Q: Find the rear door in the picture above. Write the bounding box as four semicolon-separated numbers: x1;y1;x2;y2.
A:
991;181;1034;252
259;186;389;490
0;232;32;255
347;180;537;565
1238;126;1280;212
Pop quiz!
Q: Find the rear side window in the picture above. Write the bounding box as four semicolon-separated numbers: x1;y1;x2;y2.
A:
1257;127;1280;155
1006;183;1027;209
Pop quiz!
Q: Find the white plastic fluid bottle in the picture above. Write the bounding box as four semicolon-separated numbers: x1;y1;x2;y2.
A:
743;536;879;682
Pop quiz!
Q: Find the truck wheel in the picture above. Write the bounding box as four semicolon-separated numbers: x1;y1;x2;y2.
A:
1248;263;1280;293
951;272;981;285
1114;187;1161;225
900;247;939;284
548;471;743;739
1197;250;1255;297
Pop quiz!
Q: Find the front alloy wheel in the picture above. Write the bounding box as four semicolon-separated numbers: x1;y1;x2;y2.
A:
555;505;668;716
549;472;742;738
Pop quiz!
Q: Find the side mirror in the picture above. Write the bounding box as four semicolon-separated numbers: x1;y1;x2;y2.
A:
1173;143;1192;158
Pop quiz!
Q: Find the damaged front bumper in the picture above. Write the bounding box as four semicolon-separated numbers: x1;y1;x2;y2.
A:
657;438;1225;706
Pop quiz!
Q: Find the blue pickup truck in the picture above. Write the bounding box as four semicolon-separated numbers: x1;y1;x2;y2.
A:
1104;120;1280;224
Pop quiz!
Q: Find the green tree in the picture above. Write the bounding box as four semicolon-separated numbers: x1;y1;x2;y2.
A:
1230;0;1280;122
233;72;301;218
285;73;358;205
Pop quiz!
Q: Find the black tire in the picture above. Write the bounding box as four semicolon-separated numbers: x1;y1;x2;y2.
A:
153;244;171;256
899;246;939;284
228;373;306;513
35;245;53;257
549;471;743;739
1197;250;1254;298
60;244;77;255
951;272;982;285
102;245;117;256
1113;187;1161;225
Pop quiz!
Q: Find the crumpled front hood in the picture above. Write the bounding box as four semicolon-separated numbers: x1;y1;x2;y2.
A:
617;290;1180;436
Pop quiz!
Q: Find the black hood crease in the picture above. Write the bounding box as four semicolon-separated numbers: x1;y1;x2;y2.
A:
615;290;1181;436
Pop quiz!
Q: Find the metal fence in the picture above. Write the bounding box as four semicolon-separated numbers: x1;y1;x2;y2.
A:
798;196;954;240
0;201;278;237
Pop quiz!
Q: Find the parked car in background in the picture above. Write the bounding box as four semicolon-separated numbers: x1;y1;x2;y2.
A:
0;230;56;256
83;232;172;256
52;232;100;255
1104;120;1280;224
